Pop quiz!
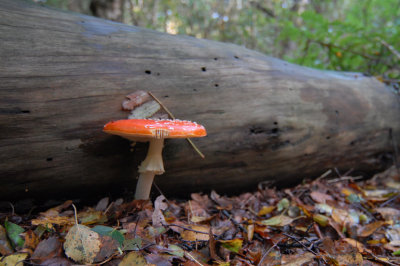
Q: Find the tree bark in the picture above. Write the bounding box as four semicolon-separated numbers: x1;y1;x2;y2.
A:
0;0;399;201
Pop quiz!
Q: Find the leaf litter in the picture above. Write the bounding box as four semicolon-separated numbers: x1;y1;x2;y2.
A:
0;166;400;265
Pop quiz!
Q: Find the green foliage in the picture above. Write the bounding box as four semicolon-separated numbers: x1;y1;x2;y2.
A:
40;0;400;81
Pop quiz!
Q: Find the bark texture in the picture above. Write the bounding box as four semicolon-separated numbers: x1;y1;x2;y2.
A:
0;0;399;200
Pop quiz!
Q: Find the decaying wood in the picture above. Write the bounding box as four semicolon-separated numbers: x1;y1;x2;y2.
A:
0;0;399;200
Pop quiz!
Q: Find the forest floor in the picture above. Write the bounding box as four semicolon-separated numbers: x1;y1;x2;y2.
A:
1;166;400;265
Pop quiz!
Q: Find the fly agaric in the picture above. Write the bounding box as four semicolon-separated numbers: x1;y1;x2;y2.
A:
103;119;206;199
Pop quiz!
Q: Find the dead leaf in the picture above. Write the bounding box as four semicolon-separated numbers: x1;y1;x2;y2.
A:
119;251;147;266
258;206;275;216
31;216;74;229
343;238;372;254
63;224;101;264
39;200;73;218
281;252;315;265
95;197;109;211
31;236;62;264
78;209;108;225
335;253;363;265
357;221;386;237
219;239;243;253
313;214;330;227
331;208;358;226
23;230;39;253
180;225;209;241
0;253;28;266
260;215;293;227
152;195;167;228
376;207;400;221
310;191;333;203
0;225;13;256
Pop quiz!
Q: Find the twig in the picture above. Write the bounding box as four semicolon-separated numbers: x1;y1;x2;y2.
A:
315;169;332;181
185;251;204;266
379;193;400;208
258;240;281;266
283;233;326;263
71;204;78;225
378;38;400;60
327;176;363;183
148;91;205;159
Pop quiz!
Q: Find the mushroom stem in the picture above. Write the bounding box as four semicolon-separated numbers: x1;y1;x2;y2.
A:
134;171;155;200
135;138;165;199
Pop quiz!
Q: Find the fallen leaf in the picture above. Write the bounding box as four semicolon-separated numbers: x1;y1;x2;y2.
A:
0;225;13;255
277;198;290;211
332;208;358;226
39;200;72;218
23;230;39;253
376;207;400;221
31;236;62;264
91;225;125;246
123;238;142;251
281;252;315;265
357;221;386;237
310;191;333;203
95;197;109;211
4;221;24;248
31;216;74;229
335;252;363;265
37;257;71;266
261;215;293;227
63;224;101;264
152;195;167;228
0;253;28;266
315;203;333;215
257;206;275;216
78;209;107;225
145;253;172;265
119;251;147;266
219;239;243;253
166;244;184;258
180;225;209;241
313;214;329;227
343;238;372;253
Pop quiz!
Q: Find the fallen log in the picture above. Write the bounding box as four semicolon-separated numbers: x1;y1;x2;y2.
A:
0;0;399;201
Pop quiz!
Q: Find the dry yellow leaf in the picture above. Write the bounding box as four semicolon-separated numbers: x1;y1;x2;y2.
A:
180;225;209;241
0;253;28;266
119;251;147;266
31;216;74;229
258;206;275;216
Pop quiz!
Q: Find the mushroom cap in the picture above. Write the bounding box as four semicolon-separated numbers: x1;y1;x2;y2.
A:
103;119;207;140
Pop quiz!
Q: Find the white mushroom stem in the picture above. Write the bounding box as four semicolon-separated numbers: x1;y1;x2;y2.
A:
134;138;165;199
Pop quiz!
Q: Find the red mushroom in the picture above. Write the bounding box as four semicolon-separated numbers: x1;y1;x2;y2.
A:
103;119;207;199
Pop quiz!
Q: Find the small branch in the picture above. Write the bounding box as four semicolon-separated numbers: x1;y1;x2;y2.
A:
378;38;400;60
283;233;326;263
148;91;205;159
258;240;281;266
312;40;378;60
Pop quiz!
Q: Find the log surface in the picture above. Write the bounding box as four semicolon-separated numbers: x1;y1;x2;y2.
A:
0;0;399;200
